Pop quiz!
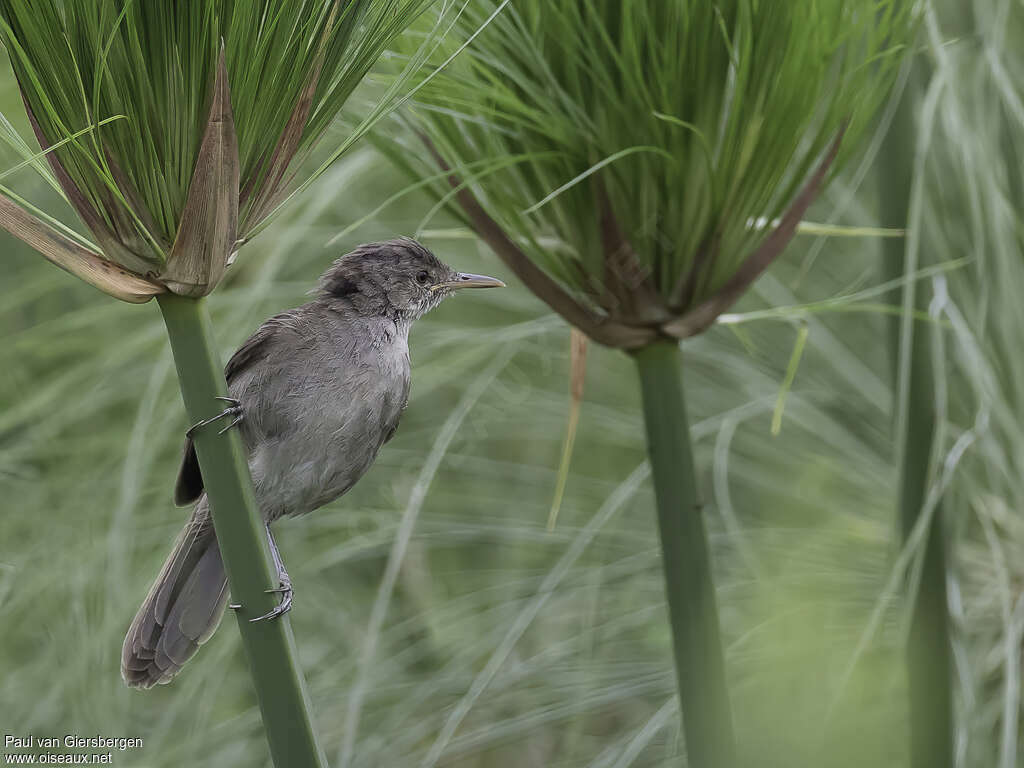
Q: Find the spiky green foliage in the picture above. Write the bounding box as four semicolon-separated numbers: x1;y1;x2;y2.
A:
913;2;1024;765
401;0;913;343
4;1;1024;766
0;0;433;271
4;5;1024;754
393;5;914;763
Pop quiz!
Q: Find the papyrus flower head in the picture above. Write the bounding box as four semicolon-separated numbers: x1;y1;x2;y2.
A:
406;0;913;348
0;0;435;300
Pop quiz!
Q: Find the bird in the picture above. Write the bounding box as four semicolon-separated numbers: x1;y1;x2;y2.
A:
121;238;504;688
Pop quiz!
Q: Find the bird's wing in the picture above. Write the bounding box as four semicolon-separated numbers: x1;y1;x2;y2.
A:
173;310;297;506
173;441;204;506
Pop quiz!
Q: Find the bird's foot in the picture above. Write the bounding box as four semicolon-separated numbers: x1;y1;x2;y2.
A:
250;578;293;622
230;525;292;621
186;396;244;438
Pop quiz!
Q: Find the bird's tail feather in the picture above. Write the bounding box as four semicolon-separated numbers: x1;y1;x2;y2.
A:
122;501;228;689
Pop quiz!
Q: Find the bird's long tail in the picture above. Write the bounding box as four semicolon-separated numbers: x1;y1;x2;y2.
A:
122;500;229;688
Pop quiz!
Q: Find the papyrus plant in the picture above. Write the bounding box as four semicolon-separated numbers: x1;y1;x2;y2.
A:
0;2;436;766
396;2;913;764
0;0;436;298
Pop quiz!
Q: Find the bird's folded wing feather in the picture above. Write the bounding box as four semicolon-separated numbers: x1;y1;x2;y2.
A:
173;310;298;506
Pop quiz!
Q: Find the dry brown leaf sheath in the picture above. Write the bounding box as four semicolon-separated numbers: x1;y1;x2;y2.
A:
0;193;162;303
161;47;240;297
547;328;588;530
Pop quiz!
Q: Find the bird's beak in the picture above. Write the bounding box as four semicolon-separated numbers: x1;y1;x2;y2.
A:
431;273;506;291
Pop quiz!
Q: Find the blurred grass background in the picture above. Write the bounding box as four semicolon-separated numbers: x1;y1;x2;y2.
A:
1;1;1023;766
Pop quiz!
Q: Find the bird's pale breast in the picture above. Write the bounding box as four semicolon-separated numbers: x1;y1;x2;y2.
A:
231;313;411;521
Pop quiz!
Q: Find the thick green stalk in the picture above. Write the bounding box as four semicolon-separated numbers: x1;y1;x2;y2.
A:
634;342;736;768
157;293;327;768
880;59;953;768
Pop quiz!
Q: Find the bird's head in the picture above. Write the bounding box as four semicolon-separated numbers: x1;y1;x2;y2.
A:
319;238;504;321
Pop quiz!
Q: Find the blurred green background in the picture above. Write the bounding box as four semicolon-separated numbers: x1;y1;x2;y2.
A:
2;1;1023;766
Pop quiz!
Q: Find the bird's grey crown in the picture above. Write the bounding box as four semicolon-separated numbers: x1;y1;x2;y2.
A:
317;237;456;321
318;237;445;297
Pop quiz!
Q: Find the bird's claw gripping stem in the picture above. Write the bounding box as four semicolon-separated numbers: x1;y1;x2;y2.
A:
250;578;293;622
186;396;243;438
227;579;293;621
230;523;294;622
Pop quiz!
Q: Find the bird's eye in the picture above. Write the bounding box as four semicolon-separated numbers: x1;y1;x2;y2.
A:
416;270;430;286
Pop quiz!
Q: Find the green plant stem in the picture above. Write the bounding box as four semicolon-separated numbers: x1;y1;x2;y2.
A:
634;341;735;768
157;293;327;768
881;58;953;768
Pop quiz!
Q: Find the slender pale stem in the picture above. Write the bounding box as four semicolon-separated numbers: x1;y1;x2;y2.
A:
633;341;736;768
881;55;953;768
157;293;327;768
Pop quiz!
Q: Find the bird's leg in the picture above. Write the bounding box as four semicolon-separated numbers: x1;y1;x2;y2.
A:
185;396;244;439
250;523;293;623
